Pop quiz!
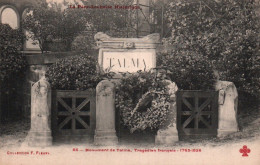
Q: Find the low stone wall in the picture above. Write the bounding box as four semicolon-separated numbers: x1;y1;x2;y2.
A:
22;78;240;147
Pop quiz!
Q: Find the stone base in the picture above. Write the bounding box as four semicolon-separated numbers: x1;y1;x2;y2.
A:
94;130;118;145
27;131;52;147
155;127;178;145
217;129;238;137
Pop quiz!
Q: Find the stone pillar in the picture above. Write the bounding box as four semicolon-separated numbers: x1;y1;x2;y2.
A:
94;80;118;145
215;81;239;137
155;80;179;145
27;76;52;147
23;65;48;119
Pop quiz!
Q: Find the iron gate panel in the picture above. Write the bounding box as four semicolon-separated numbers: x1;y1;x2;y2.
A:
52;90;96;142
177;91;218;140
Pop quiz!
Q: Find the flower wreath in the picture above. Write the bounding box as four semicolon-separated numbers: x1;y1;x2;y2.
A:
115;72;172;133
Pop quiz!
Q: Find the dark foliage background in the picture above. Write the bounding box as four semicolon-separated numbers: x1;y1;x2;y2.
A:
0;24;27;82
0;24;27;120
163;0;260;95
157;51;216;90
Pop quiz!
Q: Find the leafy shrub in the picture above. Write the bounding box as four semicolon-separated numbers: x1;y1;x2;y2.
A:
0;24;27;82
22;0;88;52
46;53;102;90
157;51;216;90
0;24;27;120
115;71;172;133
71;31;96;51
164;0;260;95
44;40;67;52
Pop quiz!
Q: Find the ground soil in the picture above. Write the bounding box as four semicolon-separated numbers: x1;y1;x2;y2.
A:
0;101;259;165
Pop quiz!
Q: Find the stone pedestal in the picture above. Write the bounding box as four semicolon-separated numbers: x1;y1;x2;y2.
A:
215;81;239;137
155;81;179;145
94;80;118;145
155;124;179;145
27;76;52;147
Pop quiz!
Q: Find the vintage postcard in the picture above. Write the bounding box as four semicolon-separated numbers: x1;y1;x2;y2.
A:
0;0;259;164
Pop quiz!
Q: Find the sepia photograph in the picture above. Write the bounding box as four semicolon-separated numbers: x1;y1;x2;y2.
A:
0;0;259;164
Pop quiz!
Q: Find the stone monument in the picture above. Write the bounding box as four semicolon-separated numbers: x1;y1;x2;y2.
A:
155;80;179;145
94;32;161;145
215;81;239;137
26;76;52;147
94;32;159;73
94;80;118;145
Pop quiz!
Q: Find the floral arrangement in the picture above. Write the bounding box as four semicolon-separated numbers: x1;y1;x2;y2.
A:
115;71;172;133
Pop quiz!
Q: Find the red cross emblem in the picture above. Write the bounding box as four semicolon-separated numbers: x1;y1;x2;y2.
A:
239;145;251;157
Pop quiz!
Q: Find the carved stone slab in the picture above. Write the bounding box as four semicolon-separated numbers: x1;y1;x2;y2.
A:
101;50;156;73
26;76;52;147
94;80;118;145
95;32;160;49
155;80;179;145
95;32;160;73
215;81;239;137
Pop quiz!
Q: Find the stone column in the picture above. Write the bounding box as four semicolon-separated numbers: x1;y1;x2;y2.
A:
94;80;118;145
27;76;52;147
215;81;239;137
155;80;179;145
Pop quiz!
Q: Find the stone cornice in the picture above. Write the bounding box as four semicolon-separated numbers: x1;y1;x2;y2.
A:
94;32;161;49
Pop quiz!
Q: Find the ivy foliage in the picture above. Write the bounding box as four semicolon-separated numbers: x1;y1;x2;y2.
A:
115;71;172;133
157;51;216;90
164;0;260;95
0;24;27;83
0;24;27;117
46;54;102;90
